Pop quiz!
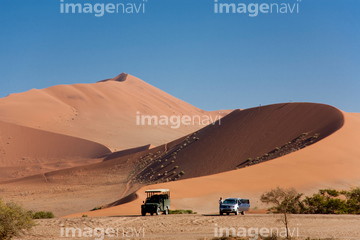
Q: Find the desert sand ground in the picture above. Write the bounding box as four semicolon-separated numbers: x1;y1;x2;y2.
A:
16;214;360;240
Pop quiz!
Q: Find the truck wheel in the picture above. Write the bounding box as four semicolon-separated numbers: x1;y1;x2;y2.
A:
241;211;245;215
141;210;146;216
156;207;161;215
150;212;154;216
219;211;223;215
164;207;169;215
226;213;229;215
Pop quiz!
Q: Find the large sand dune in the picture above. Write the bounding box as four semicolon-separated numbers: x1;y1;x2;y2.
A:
129;103;344;181
0;73;228;150
67;107;360;217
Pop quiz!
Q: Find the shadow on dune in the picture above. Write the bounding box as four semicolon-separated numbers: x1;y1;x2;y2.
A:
104;191;139;208
99;102;345;209
104;144;153;161
131;102;344;183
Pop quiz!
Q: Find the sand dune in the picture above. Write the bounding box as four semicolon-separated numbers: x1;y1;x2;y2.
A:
63;108;360;217
0;120;111;180
0;73;228;150
128;103;344;181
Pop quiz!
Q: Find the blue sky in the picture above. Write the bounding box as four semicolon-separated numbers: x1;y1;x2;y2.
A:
0;0;359;112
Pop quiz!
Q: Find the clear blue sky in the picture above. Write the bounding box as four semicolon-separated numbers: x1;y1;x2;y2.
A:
0;0;359;112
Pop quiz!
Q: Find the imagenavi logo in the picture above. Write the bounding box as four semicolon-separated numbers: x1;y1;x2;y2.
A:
60;0;147;17
214;0;302;17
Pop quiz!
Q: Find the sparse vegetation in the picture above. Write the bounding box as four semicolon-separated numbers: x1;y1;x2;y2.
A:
0;199;35;239
261;187;303;239
263;187;360;215
31;211;54;219
239;133;321;169
90;206;103;211
169;209;197;214
260;187;360;239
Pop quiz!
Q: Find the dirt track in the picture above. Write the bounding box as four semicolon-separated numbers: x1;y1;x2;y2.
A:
17;214;360;240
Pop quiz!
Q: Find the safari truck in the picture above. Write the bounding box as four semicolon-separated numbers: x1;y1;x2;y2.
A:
141;189;171;216
219;198;250;215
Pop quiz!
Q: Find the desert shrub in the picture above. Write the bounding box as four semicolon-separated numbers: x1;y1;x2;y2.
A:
0;199;35;239
32;211;54;219
90;206;103;211
301;188;357;214
263;187;360;215
179;171;185;176
261;187;303;239
169;209;196;214
342;187;360;214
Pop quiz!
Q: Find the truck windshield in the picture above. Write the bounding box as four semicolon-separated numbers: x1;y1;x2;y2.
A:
223;199;237;204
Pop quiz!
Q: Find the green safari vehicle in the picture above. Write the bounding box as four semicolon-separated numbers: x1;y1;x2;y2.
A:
141;189;171;216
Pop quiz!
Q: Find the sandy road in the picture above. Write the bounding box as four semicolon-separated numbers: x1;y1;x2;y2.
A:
17;214;360;240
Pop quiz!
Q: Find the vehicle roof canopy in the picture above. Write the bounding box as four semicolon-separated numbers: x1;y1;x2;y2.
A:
145;189;170;193
225;198;248;200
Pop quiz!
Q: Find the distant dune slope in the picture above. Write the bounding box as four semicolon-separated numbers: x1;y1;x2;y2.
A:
0;120;111;178
132;102;344;181
0;73;229;150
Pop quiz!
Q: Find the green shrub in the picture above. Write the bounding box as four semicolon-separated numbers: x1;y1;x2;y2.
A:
169;209;196;214
32;211;54;219
90;206;103;211
263;187;360;215
0;199;35;239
